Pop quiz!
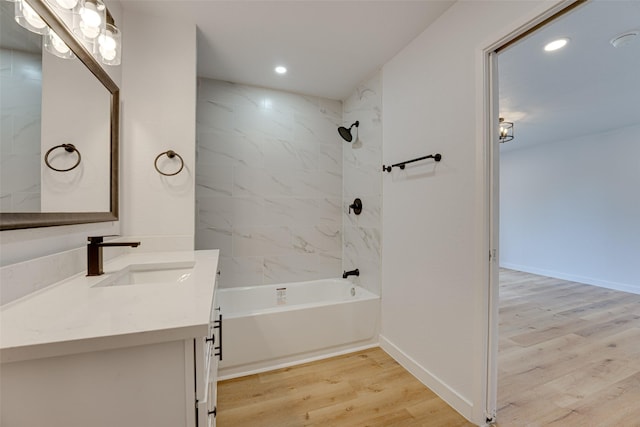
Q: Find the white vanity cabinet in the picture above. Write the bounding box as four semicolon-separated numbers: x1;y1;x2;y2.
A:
0;250;220;427
196;281;222;427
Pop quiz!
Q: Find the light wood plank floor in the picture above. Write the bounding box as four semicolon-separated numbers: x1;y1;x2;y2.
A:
496;269;640;426
217;347;474;427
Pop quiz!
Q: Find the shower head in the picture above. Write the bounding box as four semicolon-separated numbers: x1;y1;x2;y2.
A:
337;121;359;142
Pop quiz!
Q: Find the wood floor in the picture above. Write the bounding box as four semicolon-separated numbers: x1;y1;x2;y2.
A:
496;269;640;426
217;269;640;426
217;347;473;427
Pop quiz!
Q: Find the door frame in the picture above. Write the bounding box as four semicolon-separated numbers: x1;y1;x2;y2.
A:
479;0;587;422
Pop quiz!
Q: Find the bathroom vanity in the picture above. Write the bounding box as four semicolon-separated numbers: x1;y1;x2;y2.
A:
0;250;220;427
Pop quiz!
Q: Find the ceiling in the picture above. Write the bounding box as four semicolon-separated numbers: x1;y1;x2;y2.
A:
498;0;640;152
119;0;455;100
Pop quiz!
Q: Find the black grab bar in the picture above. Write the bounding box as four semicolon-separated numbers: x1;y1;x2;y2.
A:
382;153;442;173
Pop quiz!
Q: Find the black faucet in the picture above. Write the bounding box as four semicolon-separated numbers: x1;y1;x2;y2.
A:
343;268;359;279
87;236;141;276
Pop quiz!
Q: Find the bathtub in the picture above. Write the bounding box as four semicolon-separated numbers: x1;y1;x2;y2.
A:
217;278;380;379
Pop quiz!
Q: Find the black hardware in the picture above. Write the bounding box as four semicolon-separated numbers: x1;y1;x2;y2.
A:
349;198;363;215
87;236;140;276
382;153;442;173
213;313;223;361
338;120;359;142
206;334;215;344
209;406;217;417
343;268;359;279
154;150;185;176
44;143;82;172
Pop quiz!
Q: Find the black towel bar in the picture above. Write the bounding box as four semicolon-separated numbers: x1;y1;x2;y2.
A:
382;153;442;173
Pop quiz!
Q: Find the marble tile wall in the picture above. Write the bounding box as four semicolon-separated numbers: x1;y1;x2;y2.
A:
196;79;343;288
342;72;383;295
0;48;42;212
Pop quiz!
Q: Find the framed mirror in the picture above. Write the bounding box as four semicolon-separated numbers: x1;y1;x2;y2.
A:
0;0;118;230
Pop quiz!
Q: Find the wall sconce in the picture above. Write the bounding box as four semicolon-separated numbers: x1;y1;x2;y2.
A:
14;0;48;35
499;117;514;143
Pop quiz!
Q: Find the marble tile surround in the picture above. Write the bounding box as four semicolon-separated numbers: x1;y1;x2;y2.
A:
0;48;42;212
196;79;343;287
342;72;383;295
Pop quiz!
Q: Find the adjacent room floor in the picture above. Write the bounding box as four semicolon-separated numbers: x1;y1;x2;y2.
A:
496;269;640;426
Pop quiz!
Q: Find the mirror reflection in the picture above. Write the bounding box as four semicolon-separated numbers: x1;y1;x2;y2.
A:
0;1;111;215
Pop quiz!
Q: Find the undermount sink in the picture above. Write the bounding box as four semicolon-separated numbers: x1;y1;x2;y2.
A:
93;262;196;287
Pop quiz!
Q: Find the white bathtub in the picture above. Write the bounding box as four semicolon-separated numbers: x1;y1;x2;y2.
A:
217;279;380;379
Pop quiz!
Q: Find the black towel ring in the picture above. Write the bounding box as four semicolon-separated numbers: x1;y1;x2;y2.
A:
44;144;81;172
154;150;184;176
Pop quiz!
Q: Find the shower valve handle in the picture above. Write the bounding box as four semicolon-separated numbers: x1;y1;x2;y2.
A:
349;198;362;215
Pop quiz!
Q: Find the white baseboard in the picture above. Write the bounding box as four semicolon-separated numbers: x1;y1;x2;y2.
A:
379;335;476;425
500;263;640;295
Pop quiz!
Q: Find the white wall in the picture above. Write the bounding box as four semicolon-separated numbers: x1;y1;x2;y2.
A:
41;51;110;212
380;0;554;424
500;124;640;293
120;8;196;243
343;72;382;296
195;79;342;287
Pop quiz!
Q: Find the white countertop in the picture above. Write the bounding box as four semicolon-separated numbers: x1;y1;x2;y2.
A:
0;250;219;363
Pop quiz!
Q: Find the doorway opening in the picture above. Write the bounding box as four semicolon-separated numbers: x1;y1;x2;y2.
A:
486;0;640;424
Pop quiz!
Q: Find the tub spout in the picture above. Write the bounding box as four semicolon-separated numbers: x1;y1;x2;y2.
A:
343;268;359;279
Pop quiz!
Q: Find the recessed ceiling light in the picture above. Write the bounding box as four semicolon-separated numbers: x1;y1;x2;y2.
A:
275;66;287;74
544;38;569;52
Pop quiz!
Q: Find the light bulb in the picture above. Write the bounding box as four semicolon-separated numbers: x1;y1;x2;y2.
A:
51;32;70;54
52;0;78;9
15;0;48;34
98;31;116;50
45;29;75;59
23;3;46;29
81;5;101;27
100;46;116;61
98;23;121;65
78;1;103;39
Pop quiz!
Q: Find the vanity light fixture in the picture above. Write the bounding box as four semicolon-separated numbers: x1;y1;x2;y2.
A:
544;38;569;52
275;66;287;74
14;0;48;35
11;0;121;65
499;117;514;143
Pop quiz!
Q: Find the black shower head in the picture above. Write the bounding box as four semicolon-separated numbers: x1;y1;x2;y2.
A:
337;121;359;142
